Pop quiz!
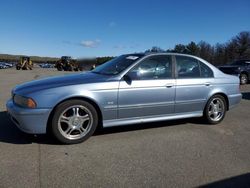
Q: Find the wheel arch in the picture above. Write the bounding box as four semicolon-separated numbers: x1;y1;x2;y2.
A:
206;92;229;111
46;96;103;133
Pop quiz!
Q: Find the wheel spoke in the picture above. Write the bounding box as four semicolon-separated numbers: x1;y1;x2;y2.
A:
217;108;223;113
65;127;73;135
208;110;213;116
73;107;80;116
79;127;86;133
80;114;89;123
60;115;70;124
213;111;218;117
211;102;217;109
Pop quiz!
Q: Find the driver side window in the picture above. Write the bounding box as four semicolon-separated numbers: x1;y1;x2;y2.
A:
127;55;172;80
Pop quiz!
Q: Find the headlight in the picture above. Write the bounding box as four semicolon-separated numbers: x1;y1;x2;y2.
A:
13;95;37;108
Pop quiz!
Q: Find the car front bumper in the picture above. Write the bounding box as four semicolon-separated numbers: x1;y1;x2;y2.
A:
6;99;51;134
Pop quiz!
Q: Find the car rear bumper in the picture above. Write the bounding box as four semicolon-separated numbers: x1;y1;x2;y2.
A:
228;93;242;109
6;99;51;134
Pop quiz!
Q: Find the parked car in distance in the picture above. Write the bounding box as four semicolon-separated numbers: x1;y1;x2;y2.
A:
0;63;7;69
0;62;13;69
39;63;55;68
218;60;250;84
6;53;242;144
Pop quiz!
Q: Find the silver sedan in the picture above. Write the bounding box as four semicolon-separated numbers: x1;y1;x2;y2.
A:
6;53;242;144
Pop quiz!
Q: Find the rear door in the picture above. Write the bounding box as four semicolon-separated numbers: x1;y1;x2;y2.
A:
174;55;214;113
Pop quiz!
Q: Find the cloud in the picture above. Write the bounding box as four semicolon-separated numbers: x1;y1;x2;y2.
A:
80;39;101;48
109;21;116;27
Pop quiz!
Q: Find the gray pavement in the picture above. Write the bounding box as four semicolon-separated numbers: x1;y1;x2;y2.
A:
0;68;250;188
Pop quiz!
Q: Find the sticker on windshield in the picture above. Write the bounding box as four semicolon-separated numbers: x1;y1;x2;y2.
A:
126;56;139;60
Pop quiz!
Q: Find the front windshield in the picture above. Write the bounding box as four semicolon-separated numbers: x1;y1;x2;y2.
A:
92;54;144;75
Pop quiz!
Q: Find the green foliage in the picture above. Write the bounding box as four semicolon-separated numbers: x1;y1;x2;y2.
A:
146;31;250;65
145;46;165;53
1;31;250;67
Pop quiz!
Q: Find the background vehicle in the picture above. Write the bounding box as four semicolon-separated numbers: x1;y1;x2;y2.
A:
16;56;33;70
39;63;55;68
7;53;241;144
55;56;73;71
55;56;86;71
0;62;13;69
218;60;250;84
0;63;8;69
55;56;98;71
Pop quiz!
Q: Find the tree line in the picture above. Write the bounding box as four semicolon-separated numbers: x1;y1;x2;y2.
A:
1;31;249;66
146;31;250;65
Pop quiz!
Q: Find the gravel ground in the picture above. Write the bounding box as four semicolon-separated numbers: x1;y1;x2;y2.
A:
0;67;250;188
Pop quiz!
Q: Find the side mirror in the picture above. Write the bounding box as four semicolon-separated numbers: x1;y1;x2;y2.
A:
123;74;132;85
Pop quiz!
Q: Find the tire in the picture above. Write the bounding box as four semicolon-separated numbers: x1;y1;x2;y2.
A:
240;73;248;85
204;95;227;124
51;100;98;144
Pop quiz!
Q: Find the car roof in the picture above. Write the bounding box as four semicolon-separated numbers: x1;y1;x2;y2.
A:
127;52;202;59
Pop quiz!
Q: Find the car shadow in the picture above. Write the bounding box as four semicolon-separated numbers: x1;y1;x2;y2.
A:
0;110;207;145
0;111;57;145
242;92;250;100
199;173;250;188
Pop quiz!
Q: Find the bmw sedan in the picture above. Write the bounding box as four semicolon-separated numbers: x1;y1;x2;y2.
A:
6;53;242;144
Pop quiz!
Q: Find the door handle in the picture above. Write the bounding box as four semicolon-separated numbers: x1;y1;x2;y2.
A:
165;83;174;88
204;82;211;86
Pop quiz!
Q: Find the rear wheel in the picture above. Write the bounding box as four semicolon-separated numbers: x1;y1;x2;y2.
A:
204;95;226;124
51;100;98;144
240;73;248;85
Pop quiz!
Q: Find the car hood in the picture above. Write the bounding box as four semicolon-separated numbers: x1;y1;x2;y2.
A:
13;71;115;95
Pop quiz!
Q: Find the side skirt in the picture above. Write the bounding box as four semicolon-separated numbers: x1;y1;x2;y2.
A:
103;111;203;128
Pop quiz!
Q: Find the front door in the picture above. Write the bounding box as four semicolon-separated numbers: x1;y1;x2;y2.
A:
118;55;175;119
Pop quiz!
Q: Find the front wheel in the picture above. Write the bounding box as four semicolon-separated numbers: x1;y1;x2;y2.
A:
51;100;98;144
204;95;227;124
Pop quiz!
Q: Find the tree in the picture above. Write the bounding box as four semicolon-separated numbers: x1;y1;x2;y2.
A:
225;38;238;63
145;46;165;53
173;44;187;53
214;43;226;65
235;31;250;58
165;31;250;65
186;41;200;55
198;41;214;63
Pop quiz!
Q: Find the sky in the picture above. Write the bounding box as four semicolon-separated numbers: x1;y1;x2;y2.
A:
0;0;250;58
